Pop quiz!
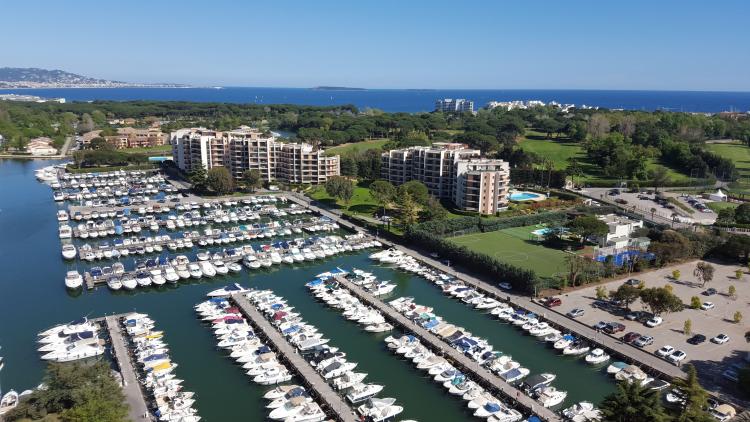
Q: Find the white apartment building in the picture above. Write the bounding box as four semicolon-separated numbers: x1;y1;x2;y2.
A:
381;143;510;214
595;214;644;248
435;98;474;113
171;126;339;184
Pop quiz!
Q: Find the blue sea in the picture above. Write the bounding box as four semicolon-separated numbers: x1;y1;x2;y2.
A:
1;87;750;113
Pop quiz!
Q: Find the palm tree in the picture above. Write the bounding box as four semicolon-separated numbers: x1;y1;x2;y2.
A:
600;381;668;422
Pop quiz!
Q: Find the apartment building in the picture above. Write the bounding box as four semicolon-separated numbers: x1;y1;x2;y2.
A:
170;126;339;184
381;143;509;214
435;98;474;113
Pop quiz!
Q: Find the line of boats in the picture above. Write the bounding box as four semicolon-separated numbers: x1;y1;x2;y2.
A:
243;288;405;422
36;317;106;362
195;293;327;421
120;313;200;422
306;268;394;333
64;234;381;290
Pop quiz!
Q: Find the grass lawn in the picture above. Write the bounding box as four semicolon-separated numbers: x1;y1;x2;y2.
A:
450;224;576;277
706;201;738;212
325;139;389;156
705;142;750;194
121;145;173;155
307;182;380;216
518;131;691;184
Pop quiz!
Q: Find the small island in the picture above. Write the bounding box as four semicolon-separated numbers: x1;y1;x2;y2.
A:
310;86;367;91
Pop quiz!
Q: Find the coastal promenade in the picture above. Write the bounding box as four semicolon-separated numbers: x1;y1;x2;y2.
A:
334;276;561;422
231;294;359;422
103;315;150;421
284;195;689;381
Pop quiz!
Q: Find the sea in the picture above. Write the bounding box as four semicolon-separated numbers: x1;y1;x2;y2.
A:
1;87;750;113
0;159;617;421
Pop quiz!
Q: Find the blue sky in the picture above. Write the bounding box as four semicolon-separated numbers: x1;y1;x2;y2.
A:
2;0;749;90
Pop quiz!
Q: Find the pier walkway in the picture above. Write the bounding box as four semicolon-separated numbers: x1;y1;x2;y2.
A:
104;315;150;422
334;276;561;422
231;294;359;422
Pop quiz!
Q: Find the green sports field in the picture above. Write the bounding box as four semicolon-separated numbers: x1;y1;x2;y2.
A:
450;224;572;277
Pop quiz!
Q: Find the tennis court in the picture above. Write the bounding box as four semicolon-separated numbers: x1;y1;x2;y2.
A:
450;224;571;277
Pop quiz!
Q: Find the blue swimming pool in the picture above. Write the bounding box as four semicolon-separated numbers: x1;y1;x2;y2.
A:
509;191;543;201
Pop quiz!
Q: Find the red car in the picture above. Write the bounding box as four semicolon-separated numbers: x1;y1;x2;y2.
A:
544;297;562;307
623;332;641;343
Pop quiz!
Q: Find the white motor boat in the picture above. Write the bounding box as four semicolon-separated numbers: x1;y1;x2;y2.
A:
207;283;249;298
163;267;180;283
535;386;567;408
264;385;302;400
107;277;123;291
188;263;203;278
41;343;105;362
199;261;217;277
61;244;77;260
332;372;367;390
64;271;83;289
150;269;166;286
254;368;293;385
346;383;384;403
268;396;310;420
357;397;403;422
283;402;326;422
562;401;598;420
585;348;610;365
562;341;590;356
213;260;229;275
121;275;138;290
606;361;628;375
0;390;19;416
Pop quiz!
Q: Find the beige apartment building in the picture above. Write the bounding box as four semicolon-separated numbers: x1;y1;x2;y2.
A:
171;126;339;184
381;143;509;214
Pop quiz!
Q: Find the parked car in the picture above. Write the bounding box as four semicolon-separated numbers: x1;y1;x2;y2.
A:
623;332;642;343
498;282;512;290
626;311;648;321
544;297;562;307
687;334;707;345
645;316;663;327
703;288;717;296
592;300;611;309
609;189;620;196
593;321;608;331
700;301;715;310
568;308;585;318
604;322;626;334
615;198;628;204
624;278;642;287
656;345;675;357
667;350;687;364
711;334;730;344
634;335;654;347
722;368;739;382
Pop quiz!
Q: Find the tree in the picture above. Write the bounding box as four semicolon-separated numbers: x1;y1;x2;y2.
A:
735;203;750;224
188;166;207;193
734;311;743;323
325;176;354;204
565;255;601;287
567;215;608;244
728;285;737;300
640;286;683;316
735;269;744;280
650;207;657;219
672;365;713;422
649;166;670;193
242;169;262;192
422;195;448;221
690;296;701;309
611;284;641;310
599;380;668;422
693;262;715;287
399;180;429;205
205;166;234;195
6;361;127;422
595;285;609;300
672;269;681;280
396;190;419;228
369;180;396;214
684;319;692;335
78;113;95;133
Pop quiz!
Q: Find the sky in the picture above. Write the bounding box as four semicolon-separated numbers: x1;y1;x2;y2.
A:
1;0;749;91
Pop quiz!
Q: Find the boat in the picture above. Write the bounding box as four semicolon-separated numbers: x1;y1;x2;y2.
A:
562;341;590;356
264;385;302;400
61;244;77;260
207;283;249;298
0;390;19;416
535;386;567;408
585;348;610;365
607;361;628;374
345;383;384;403
268;396;310;420
562;401;599;421
283;402;326;422
356;397;403;422
121;274;138;290
107;277;123;291
331;372;367;390
64;271;83;289
520;373;556;392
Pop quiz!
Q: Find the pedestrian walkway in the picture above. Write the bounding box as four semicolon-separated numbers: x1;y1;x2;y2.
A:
104;315;151;421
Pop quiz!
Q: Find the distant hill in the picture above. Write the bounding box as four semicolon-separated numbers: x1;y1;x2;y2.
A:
0;67;186;88
310;86;366;91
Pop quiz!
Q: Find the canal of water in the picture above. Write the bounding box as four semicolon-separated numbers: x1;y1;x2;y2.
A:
0;159;615;421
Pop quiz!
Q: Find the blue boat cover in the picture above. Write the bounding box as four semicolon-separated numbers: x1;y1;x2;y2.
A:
484;403;501;412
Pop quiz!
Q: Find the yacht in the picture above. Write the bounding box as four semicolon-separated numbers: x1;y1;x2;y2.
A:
562;341;590;356
64;271;83;289
41;343;105;362
345;383;384;403
264;385;302;400
188;263;203;279
207;283;249;298
150;269;166;286
199;261;217;277
136;271;152;287
562;402;599;421
213;260;229;275
61;244;77;260
283;402;325;422
253;368;293;385
268;396;310;420
331;372;367;390
121;274;138;290
606;361;629;375
585;348;610;365
356;397;403;422
0;390;19;416
163;267;180;283
59;225;73;239
535;386;567;408
107;277;123;291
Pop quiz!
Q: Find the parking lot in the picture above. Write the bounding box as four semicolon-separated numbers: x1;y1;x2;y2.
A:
557;259;749;401
583;187;718;225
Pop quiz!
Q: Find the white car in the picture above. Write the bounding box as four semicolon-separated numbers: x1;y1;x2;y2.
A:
498;282;512;290
711;334;730;344
700;302;714;310
656;345;675;358
667;350;687;365
646;316;663;327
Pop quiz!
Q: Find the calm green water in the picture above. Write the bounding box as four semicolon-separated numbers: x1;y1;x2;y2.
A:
0;159;614;421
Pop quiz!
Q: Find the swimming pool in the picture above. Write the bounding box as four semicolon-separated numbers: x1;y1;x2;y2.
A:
509;191;546;201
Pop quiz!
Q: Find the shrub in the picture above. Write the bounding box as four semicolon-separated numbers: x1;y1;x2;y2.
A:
672;269;681;280
684;319;692;336
734;311;743;323
690;296;702;309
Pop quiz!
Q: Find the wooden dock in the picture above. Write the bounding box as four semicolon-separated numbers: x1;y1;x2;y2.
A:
103;315;151;422
231;294;359;422
333;276;562;422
